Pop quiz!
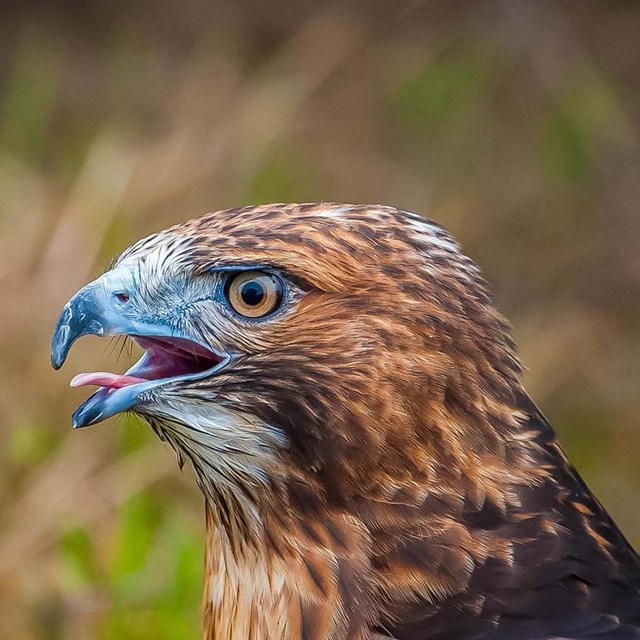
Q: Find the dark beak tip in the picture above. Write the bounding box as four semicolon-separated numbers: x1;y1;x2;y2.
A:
51;315;69;369
51;286;110;373
71;391;108;429
72;410;89;429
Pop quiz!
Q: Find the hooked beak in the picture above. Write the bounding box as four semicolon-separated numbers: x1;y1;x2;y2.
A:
51;274;228;429
52;280;126;371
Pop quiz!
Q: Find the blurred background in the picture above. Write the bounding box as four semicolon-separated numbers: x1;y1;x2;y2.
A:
0;0;639;638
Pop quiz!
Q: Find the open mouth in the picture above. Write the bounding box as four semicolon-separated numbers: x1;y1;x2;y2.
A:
62;335;229;429
50;275;231;428
71;336;227;391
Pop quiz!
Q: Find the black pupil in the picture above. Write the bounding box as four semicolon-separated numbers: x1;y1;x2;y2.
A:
240;280;266;306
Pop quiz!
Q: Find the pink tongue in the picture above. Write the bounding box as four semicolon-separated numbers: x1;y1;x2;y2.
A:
70;372;147;389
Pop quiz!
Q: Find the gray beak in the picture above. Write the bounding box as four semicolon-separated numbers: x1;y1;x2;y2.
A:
50;276;147;429
52;282;115;370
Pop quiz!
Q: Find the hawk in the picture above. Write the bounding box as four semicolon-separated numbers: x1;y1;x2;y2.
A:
51;203;640;640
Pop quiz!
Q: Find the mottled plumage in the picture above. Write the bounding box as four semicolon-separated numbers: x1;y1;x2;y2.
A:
52;203;640;639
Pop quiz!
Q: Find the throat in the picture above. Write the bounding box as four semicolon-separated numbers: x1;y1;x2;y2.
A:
202;502;376;640
203;507;294;640
145;406;288;540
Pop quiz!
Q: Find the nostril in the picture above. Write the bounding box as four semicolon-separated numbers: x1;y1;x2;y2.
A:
114;292;130;303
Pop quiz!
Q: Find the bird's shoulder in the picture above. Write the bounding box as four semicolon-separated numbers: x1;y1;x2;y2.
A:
369;397;640;640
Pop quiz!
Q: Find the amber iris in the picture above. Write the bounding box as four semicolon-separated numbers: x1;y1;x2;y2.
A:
225;271;283;318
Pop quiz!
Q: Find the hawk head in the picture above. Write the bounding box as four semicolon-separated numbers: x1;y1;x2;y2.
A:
51;204;640;639
52;204;521;524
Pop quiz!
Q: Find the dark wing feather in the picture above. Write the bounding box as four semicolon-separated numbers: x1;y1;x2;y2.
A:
373;395;640;640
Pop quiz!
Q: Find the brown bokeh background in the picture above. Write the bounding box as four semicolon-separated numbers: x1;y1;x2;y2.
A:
0;1;639;638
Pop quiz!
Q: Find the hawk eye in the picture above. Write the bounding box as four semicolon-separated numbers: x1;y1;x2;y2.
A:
225;271;283;318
